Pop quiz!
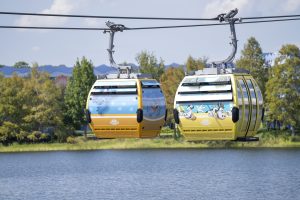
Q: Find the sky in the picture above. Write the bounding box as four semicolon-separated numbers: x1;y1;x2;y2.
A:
0;0;300;67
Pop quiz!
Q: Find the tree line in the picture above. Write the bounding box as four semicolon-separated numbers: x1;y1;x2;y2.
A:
0;57;95;145
0;37;299;144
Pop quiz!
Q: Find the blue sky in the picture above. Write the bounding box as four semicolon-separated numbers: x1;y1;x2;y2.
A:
0;0;300;66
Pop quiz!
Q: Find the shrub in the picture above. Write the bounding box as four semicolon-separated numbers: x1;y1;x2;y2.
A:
0;122;19;145
16;131;29;143
40;133;50;142
27;131;42;143
55;126;74;143
66;136;77;144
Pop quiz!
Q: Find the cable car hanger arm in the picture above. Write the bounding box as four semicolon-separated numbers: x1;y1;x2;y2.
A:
103;21;126;69
211;8;241;67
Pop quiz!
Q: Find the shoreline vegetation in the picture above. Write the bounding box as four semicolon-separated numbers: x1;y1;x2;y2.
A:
1;129;300;153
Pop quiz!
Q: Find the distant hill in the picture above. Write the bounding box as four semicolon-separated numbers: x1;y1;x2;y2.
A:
0;64;119;77
165;63;182;68
1;52;276;78
0;63;181;77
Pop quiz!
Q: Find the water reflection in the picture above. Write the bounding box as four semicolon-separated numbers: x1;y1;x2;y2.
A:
1;149;300;200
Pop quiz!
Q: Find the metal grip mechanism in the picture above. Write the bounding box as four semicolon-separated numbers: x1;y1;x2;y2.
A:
103;21;126;69
211;8;241;68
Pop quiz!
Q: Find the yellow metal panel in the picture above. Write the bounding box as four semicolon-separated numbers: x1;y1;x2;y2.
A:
90;114;139;138
136;79;143;137
230;74;238;140
178;112;234;140
136;79;143;109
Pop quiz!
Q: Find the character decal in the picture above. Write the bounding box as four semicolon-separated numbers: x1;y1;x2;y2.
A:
177;101;233;121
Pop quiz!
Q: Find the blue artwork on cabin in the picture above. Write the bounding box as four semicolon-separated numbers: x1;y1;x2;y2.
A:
89;94;138;115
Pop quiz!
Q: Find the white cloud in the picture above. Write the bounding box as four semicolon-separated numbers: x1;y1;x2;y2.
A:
284;0;300;12
202;0;252;17
202;0;300;18
32;46;40;52
15;0;84;26
84;18;103;27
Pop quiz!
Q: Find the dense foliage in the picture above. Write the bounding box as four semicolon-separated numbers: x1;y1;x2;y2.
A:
64;57;96;130
0;69;64;144
160;67;185;124
186;56;206;74
13;61;30;68
236;37;268;97
265;44;300;134
136;51;165;81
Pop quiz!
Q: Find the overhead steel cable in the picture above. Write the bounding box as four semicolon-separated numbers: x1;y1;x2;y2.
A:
1;17;300;31
126;23;224;30
240;17;300;24
0;23;226;31
0;11;218;21
126;17;300;30
0;25;108;30
243;14;300;20
1;11;300;21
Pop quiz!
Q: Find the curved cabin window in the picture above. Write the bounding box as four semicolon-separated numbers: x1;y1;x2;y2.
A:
141;80;166;121
88;81;138;115
238;79;250;132
252;80;264;130
236;80;244;130
246;79;257;131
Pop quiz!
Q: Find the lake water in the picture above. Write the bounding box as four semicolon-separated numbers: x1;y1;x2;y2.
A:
1;149;300;200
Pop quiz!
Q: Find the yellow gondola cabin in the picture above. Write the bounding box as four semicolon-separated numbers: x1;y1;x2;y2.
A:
173;70;264;141
86;78;166;138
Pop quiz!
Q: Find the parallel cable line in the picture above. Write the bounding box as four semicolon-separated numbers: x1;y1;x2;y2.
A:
1;11;300;21
243;14;300;20
0;17;300;31
240;17;300;24
0;11;217;21
0;26;108;30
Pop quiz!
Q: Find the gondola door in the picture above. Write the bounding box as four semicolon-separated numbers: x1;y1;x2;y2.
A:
236;78;251;137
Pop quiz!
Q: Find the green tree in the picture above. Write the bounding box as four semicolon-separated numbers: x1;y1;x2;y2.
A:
236;37;268;96
160;66;185;124
22;68;64;134
186;56;206;74
136;51;165;81
64;57;96;132
265;44;300;135
0;75;27;144
0;69;66;144
0;122;19;145
13;61;30;68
